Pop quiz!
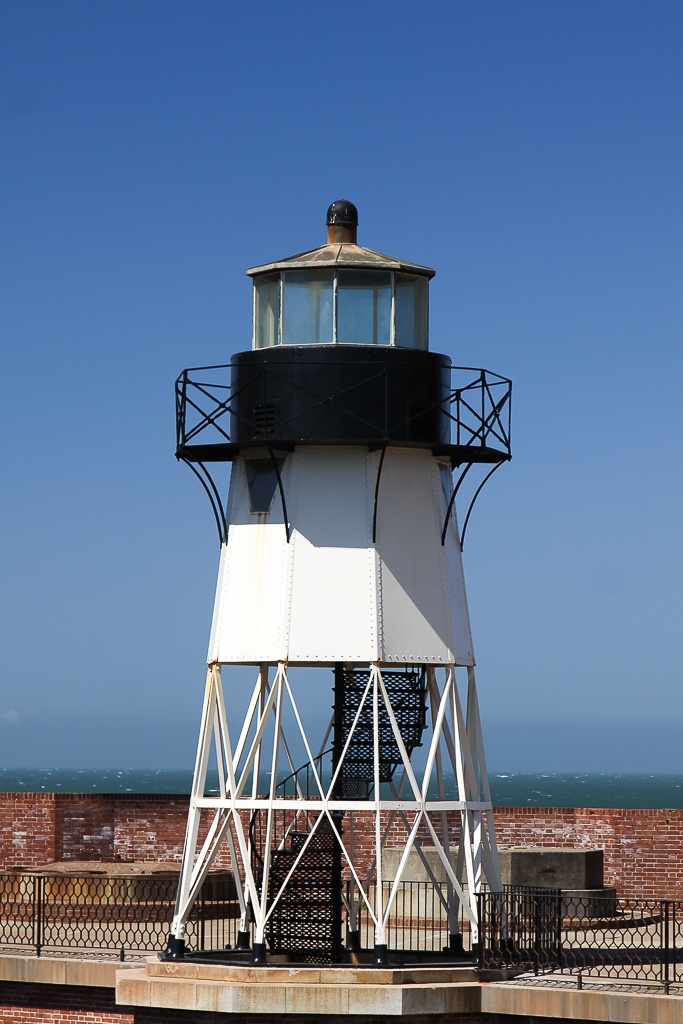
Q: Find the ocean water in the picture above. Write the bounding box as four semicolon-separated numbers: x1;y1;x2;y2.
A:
1;768;683;807
488;772;683;808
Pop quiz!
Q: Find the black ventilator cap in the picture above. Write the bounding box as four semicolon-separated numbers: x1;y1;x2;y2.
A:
326;200;358;243
326;199;359;226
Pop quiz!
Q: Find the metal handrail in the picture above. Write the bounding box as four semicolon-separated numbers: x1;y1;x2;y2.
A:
275;747;333;800
2;869;681;984
249;750;333;870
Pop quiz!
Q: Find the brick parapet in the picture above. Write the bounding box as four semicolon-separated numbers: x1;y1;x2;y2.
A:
0;793;56;869
492;805;683;900
1;793;682;899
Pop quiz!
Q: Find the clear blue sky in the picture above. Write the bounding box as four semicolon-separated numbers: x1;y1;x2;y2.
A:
2;0;683;771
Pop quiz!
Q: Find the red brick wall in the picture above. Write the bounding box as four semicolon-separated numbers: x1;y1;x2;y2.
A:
0;1009;131;1024
332;807;683;899
0;794;56;869
0;982;452;1024
109;796;229;867
0;982;133;1023
0;794;230;870
2;793;683;900
54;795;116;861
492;806;683;900
53;795;205;864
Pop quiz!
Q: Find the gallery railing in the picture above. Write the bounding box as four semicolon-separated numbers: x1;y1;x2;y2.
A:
174;359;512;545
175;361;512;462
559;894;683;991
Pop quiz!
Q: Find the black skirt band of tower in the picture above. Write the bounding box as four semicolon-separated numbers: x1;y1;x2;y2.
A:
229;345;451;448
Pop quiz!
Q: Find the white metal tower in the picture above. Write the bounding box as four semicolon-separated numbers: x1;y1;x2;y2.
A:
165;201;512;965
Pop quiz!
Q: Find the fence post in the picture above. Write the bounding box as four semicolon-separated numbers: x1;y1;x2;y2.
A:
555;891;563;970
674;901;678;987
34;875;43;957
476;892;484;968
663;901;670;993
533;893;541;975
200;886;206;952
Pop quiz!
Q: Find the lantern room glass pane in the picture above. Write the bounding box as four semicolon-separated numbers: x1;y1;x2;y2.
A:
337;270;391;346
394;273;428;349
254;273;279;348
282;270;334;345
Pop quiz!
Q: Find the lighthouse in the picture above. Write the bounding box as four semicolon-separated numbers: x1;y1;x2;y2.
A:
165;201;512;965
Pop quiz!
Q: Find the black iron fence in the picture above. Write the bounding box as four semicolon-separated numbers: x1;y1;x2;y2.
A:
2;869;682;986
478;886;562;974
478;890;683;990
0;871;240;959
560;894;683;990
351;879;468;954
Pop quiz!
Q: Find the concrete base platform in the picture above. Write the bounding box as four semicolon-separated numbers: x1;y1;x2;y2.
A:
114;958;683;1020
117;958;483;1016
1;953;682;1022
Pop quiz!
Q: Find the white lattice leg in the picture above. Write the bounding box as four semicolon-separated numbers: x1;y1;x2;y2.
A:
167;665;224;957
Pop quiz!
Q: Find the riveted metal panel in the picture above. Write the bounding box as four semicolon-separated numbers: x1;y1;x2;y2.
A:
208;447;474;667
286;447;378;663
374;449;460;664
441;499;475;666
207;457;293;663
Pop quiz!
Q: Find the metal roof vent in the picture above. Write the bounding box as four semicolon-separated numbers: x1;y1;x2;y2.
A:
326;199;358;244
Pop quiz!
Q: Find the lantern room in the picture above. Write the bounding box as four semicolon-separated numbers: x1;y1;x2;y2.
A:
248;200;433;351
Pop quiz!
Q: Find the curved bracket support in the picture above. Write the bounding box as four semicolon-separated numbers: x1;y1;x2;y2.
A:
180;457;228;545
460;461;505;550
441;463;473;546
268;445;291;543
371;445;388;544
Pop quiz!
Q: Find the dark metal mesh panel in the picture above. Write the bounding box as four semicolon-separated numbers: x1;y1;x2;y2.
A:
339;668;427;797
262;820;342;964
